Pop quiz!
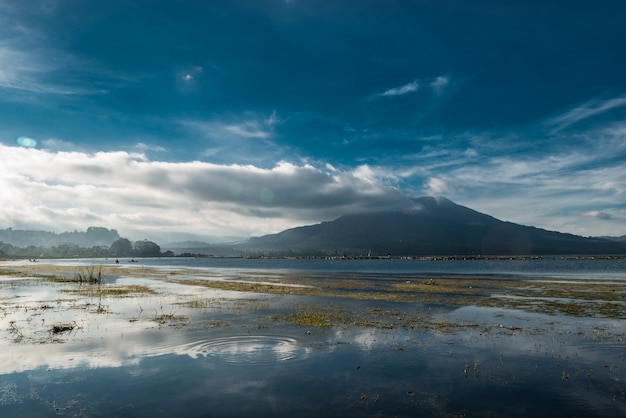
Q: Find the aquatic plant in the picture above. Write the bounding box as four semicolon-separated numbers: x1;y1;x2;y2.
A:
95;302;109;314
152;306;188;327
203;320;230;329
271;308;348;328
74;265;103;284
8;321;23;341
293;311;341;327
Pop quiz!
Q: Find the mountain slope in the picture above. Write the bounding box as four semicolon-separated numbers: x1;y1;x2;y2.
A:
242;197;626;256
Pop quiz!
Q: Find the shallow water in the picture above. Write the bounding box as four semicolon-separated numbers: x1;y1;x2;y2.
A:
1;259;625;417
14;255;626;278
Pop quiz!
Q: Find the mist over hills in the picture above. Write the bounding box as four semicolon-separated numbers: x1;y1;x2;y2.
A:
238;197;626;256
2;197;626;257
0;227;166;259
0;227;122;248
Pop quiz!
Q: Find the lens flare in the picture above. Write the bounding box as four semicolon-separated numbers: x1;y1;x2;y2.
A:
16;136;37;148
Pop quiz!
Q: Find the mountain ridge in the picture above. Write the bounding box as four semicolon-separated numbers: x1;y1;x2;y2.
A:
1;197;625;257
240;197;626;256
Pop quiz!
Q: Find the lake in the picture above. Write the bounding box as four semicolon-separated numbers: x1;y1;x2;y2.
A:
18;254;626;278
1;257;625;417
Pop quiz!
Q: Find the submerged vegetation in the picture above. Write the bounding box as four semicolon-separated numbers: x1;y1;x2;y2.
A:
272;306;349;328
3;262;626;319
1;262;626;346
169;270;626;319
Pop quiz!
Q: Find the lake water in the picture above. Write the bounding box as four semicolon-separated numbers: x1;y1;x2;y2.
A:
1;257;625;417
29;254;626;277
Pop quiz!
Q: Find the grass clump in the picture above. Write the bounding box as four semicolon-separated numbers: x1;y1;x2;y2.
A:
203;320;230;329
74;265;103;284
152;313;188;327
8;321;24;341
151;306;188;327
272;305;348;328
293;311;341;328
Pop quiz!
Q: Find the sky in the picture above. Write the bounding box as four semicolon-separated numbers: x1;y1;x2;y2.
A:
1;0;626;243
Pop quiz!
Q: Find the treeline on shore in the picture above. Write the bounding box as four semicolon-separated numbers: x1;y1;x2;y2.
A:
0;238;172;259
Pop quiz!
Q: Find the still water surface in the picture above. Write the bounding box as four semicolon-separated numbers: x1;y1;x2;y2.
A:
34;255;626;277
0;257;624;417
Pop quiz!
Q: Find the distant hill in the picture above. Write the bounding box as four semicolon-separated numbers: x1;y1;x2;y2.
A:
2;200;625;257
239;197;626;256
0;226;122;248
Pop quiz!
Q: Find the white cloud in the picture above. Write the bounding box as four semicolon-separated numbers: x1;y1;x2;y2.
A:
583;211;614;221
224;122;270;139
135;142;166;152
430;76;448;95
428;152;626;236
201;147;222;157
391;121;626;237
423;177;450;196
265;109;280;126
179;113;289;164
40;138;76;151
0;44;107;96
381;80;419;97
0;144;412;239
547;95;626;132
378;76;448;98
182;112;278;141
176;65;204;93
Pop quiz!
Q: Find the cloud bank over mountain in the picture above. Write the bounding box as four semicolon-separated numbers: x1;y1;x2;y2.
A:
0;144;415;240
1;1;626;240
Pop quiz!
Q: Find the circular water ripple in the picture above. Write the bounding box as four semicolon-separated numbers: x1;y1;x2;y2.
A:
185;336;306;365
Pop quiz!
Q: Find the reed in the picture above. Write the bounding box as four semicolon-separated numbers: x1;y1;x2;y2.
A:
74;264;103;284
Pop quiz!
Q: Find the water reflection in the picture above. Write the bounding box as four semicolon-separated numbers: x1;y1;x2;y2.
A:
2;320;625;417
1;262;625;417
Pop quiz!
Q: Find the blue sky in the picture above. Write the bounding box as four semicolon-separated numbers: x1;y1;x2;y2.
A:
1;0;626;242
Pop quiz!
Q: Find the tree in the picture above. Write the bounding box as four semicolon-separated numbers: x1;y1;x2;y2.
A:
110;238;134;257
133;240;161;257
